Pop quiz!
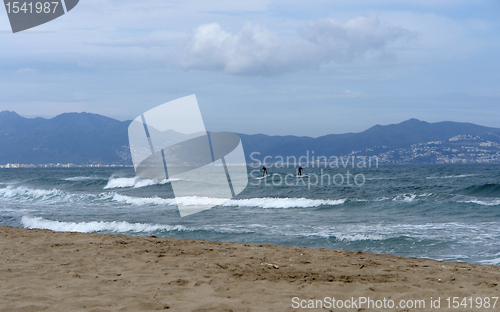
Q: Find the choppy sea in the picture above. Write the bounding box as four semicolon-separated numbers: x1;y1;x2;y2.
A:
0;164;499;265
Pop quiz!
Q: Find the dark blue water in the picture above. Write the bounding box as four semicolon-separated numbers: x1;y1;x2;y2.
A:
0;165;499;265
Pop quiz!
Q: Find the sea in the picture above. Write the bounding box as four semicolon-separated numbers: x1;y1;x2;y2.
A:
0;164;499;266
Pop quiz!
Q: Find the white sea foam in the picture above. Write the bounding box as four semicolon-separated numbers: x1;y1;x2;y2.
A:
426;174;475;179
0;186;346;209
104;177;137;189
0;186;64;200
0;186;114;204
223;197;346;209
111;195;345;208
391;193;432;202
111;194;228;207
477;252;500;265
336;233;388;242
353;197;390;202
112;194;177;206
19;216;254;234
104;176;174;189
296;221;498;243
64;176;105;182
393;194;417;202
461;199;500;206
20;216;190;233
477;258;500;265
295;224;398;241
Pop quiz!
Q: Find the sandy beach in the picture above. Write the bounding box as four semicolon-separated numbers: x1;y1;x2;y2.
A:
0;226;499;311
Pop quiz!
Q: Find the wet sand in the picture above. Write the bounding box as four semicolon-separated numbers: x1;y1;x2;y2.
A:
0;226;499;311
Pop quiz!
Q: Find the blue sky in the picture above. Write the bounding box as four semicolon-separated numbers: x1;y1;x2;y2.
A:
1;0;499;136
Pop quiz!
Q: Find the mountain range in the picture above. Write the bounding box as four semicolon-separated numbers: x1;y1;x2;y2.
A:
1;110;500;165
0;111;130;165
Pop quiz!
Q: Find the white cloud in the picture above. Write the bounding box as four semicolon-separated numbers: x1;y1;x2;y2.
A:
15;67;38;74
181;16;413;75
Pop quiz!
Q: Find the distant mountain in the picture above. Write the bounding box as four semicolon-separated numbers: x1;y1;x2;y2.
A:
0;111;131;165
1;111;499;165
240;118;500;163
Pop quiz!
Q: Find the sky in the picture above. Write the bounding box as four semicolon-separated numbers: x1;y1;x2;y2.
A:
0;0;499;137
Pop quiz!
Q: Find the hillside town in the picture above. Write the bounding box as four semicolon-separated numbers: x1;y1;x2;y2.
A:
357;135;500;164
2;135;500;168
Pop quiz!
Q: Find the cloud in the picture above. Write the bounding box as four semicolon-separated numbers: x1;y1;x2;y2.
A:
181;16;413;75
15;68;39;74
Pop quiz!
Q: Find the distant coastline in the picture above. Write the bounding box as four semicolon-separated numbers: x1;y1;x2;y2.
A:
2;111;500;165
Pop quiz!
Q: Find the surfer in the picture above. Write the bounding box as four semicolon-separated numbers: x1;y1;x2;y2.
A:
298;166;303;176
261;166;268;177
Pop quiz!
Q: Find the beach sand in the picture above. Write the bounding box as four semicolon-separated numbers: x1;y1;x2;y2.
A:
0;226;499;311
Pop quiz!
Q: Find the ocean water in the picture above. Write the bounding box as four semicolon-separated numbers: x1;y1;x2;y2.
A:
0;165;499;266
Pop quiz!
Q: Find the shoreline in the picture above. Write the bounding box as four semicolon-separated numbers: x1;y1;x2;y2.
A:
1;226;499;311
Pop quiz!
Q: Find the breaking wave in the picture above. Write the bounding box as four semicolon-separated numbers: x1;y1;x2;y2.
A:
0;186;346;209
64;176;106;182
460;199;500;206
103;176;182;189
112;195;346;208
392;193;433;203
20;217;256;234
21;216;189;233
224;197;346;208
460;184;500;198
427;174;475;179
0;186;114;203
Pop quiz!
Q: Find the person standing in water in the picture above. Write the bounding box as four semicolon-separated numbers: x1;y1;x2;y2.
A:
261;166;268;177
298;166;303;176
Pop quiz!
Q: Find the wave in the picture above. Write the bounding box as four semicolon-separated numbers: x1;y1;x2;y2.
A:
460;199;500;206
301;229;389;241
0;186;65;200
300;221;500;243
427;174;475;179
477;258;500;266
224;197;346;209
21;216;498;245
103;176;176;189
112;194;177;206
335;233;389;242
392;193;433;203
20;216;256;234
20;216;189;233
0;186;175;207
8;184;496;209
111;195;232;207
459;184;500;198
392;194;417;202
0;186;115;203
0;186;346;209
64;176;106;182
113;194;346;209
